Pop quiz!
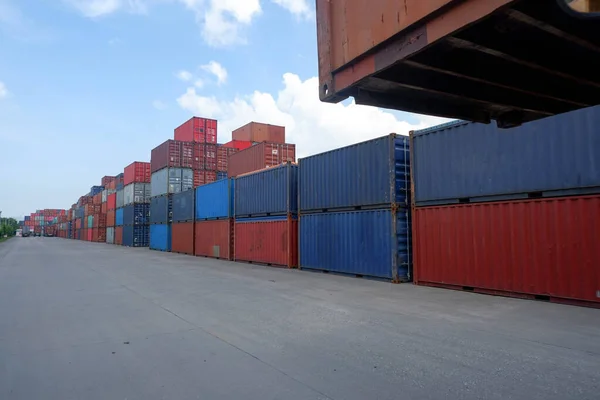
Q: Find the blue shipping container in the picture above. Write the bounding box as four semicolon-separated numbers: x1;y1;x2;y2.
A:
172;189;195;222
216;171;227;181
150;224;171;252
116;208;124;226
412;106;600;205
299;134;410;212
195;179;234;220
90;185;104;196
116;182;124;191
123;204;150;226
299;209;411;282
150;195;172;224
123;225;150;247
235;163;298;217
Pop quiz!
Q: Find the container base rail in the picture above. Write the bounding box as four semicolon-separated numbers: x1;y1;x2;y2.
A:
416;281;600;310
301;267;401;283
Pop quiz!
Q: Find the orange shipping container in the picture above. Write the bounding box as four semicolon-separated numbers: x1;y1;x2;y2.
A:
227;142;296;178
232;122;285;144
115;227;123;245
171;222;195;255
194;219;233;260
234;217;298;268
106;210;115;227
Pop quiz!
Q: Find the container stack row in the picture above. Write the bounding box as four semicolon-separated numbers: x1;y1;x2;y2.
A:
117;162;151;247
298;134;412;281
410;105;600;306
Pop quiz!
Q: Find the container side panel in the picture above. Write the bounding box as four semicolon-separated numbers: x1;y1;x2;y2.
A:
235;164;298;216
116;208;124;226
195;179;232;220
150;224;171;251
171;221;195;255
412;106;600;204
172;189;196;222
413;195;600;303
234;219;297;267
194;220;232;259
150;195;172;224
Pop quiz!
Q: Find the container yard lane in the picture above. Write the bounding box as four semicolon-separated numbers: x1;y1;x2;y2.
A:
1;238;600;400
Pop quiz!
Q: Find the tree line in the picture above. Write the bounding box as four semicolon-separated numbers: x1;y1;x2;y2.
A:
0;218;19;238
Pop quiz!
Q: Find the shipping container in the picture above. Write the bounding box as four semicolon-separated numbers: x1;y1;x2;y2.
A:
316;0;600;127
194;219;233;260
90;186;104;196
123;183;151;205
107;193;116;211
217;146;238;172
150;167;194;197
122;225;149;247
115;226;123;245
235;163;298;217
87;215;94;229
92;227;106;243
172;189;195;222
86;228;93;242
193;170;217;188
413;195;600;306
149;194;172;224
232;122;285;144
106;227;115;244
106;210;115;227
101;175;115;187
234;216;298;268
227;142;296;178
94;213;107;228
216;171;227;181
101;203;107;214
150;224;171;252
171;221;194;255
116;208;124;226
195;178;234;220
197;143;218;171
174;116;218;144
411;108;600;206
299;134;409;212
122;204;150;226
124;161;151;185
151;140;182;172
300;209;411;281
116;189;124;208
222;140;252;151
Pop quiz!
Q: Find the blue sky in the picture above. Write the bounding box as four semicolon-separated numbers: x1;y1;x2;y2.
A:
0;0;448;219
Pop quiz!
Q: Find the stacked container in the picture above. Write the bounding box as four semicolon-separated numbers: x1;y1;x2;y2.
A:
149;193;173;252
171;189;196;255
173;116;219;187
410;106;600;306
234;162;298;268
106;192;117;244
298;134;412;282
227;142;296;178
121;162;151;247
194;178;235;260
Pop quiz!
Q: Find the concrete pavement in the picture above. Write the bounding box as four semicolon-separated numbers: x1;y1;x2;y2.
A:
1;237;599;400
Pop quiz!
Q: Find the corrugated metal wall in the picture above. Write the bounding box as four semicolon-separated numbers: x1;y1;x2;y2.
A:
411;106;600;205
195;179;234;220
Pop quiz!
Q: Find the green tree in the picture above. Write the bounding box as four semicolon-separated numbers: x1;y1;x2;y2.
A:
0;218;19;237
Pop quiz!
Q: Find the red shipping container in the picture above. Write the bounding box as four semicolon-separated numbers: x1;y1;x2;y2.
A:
101;176;115;187
413;195;600;307
124;161;151;185
223;140;252;151
171;222;195;255
101;203;107;214
232;122;285;144
106;210;115;227
193;170;217;188
174;117;218;144
107;193;117;211
234;217;298;268
93;193;102;205
151;140;182;173
75;219;82;230
87;228;93;242
106;180;117;190
194;143;218;171
92;227;106;243
217;146;238;172
227;142;296;178
181;142;195;169
115;227;123;245
94;213;107;228
194;219;233;260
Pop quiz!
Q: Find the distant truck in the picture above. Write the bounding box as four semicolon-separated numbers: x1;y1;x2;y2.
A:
316;0;600;127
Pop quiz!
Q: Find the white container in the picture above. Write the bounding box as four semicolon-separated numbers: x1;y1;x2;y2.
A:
151;168;194;197
116;189;124;208
106;227;115;244
123;183;151;205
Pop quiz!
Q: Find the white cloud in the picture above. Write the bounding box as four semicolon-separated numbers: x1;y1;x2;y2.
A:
200;61;227;85
194;79;204;88
176;70;193;81
152;100;167;110
177;73;451;157
0;81;8;98
271;0;311;18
